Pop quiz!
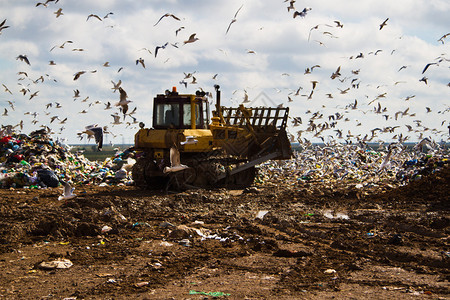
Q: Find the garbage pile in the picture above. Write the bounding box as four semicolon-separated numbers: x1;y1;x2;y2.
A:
256;140;449;189
0;129;136;189
1;127;448;191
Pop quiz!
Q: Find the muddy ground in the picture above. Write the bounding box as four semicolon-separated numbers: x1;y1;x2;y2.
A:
0;166;448;299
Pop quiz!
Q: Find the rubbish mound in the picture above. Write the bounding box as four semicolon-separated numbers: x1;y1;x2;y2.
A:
256;140;449;193
1;127;448;190
0;129;136;189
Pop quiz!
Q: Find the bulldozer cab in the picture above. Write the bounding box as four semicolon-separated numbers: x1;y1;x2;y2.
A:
153;87;210;130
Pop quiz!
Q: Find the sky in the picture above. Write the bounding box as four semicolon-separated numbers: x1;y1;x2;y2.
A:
0;0;449;145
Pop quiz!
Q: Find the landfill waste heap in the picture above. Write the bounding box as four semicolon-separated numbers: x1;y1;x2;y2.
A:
0;129;136;189
256;140;449;192
0;128;449;190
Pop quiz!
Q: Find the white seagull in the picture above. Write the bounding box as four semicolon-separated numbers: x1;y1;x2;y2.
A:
58;181;77;201
163;147;189;173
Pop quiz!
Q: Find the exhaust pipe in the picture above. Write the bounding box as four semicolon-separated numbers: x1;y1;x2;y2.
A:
214;84;220;117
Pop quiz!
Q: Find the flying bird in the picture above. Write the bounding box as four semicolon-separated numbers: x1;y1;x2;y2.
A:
111;114;122;125
111;80;122;92
154;13;180;26
73;71;86;80
330;66;341;79
0;19;9;34
293;7;312;18
287;0;296;12
334;20;343;28
155;42;168;57
136;57;145;68
50;40;73;51
163;147;188;173
2;84;12;94
116;87;131;115
175;26;185;36
379;18;389;30
184;33;199;44
6;100;15;110
419;76;428;84
81;124;104;151
29;91;39;100
226;4;243;34
438;33;449;44
16;55;30;65
58;181;77;201
86;14;102;21
422;62;438;74
54;8;63;17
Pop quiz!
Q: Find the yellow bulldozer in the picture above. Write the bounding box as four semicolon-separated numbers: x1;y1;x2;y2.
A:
132;85;292;189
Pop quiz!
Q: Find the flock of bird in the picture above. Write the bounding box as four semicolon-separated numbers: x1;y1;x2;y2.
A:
0;1;449;149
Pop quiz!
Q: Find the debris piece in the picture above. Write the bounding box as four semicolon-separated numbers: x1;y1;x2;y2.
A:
38;258;73;270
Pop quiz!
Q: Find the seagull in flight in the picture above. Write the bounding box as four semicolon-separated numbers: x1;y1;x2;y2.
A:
2;84;12;94
0;19;10;34
58;181;77;201
73;71;86;80
54;8;63;18
163;147;188;173
81;124;104;151
16;55;30;65
116;87;131;115
422;62;438;74
86;14;102;21
154;13;180;26
136;57;145;68
111;80;121;92
293;7;312;18
379;18;389;30
155;42;168;57
225;4;243;34
184;33;199;44
111;114;122;125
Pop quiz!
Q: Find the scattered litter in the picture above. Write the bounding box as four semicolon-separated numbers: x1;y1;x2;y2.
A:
189;290;231;297
160;241;173;247
101;225;113;233
132;222;151;229
255;210;269;219
159;221;175;229
179;239;191;247
324;269;336;274
134;281;150;288
323;210;349;220
38;258;73;270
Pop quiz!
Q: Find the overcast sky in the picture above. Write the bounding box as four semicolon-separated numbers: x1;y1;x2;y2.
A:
0;0;449;145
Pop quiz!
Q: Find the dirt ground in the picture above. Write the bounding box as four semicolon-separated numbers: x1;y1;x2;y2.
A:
0;166;448;300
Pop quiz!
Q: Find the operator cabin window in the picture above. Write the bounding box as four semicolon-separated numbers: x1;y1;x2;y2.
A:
203;101;210;128
155;104;179;127
183;103;201;128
